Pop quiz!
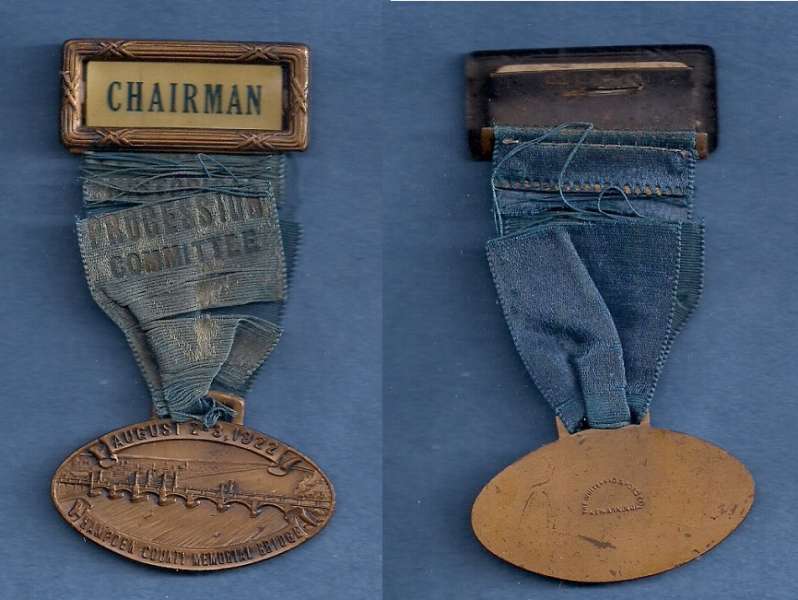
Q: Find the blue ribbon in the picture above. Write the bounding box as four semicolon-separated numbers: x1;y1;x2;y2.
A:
488;126;704;432
76;153;296;426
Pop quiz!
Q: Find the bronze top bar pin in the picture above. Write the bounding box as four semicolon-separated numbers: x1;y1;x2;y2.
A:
61;39;309;154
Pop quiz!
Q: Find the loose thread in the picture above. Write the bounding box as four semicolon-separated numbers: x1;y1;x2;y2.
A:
81;152;282;208
491;123;648;236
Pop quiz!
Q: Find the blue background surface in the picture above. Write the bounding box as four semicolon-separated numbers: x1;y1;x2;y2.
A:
0;1;381;599
383;2;798;600
2;1;798;599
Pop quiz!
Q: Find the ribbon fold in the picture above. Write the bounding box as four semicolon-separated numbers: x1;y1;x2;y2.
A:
77;153;295;425
488;127;704;432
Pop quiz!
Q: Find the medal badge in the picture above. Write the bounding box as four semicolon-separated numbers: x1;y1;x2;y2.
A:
51;39;333;571
466;46;754;582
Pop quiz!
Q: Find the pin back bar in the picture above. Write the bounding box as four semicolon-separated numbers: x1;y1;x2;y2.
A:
466;45;717;160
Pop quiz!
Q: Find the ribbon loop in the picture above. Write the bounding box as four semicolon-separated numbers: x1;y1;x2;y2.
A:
488;127;703;432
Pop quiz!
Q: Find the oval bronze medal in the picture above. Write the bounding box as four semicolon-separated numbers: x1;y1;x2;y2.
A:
472;421;754;582
52;418;334;571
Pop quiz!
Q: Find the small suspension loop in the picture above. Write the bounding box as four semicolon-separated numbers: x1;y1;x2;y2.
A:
206;390;246;425
490;122;594;236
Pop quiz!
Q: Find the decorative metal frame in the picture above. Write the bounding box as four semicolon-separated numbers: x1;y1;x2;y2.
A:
61;39;309;153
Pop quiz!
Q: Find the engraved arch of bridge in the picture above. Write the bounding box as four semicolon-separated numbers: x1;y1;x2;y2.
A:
58;467;331;521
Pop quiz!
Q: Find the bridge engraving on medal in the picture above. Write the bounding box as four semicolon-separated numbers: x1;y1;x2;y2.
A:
52;419;334;571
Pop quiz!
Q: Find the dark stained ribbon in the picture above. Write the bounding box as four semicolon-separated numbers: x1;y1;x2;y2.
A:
77;153;298;425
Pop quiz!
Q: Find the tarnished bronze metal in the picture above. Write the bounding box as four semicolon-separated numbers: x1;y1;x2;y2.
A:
472;419;754;582
61;39;309;153
466;45;717;160
52;418;334;570
207;391;246;425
